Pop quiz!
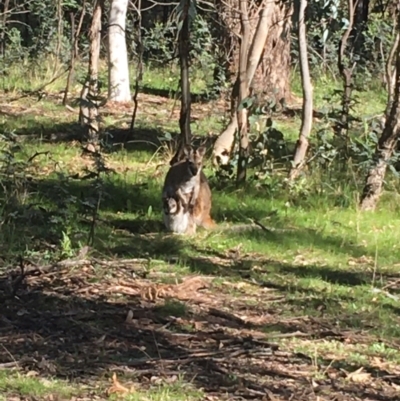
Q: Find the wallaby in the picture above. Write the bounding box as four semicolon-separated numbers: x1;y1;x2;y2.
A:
162;145;206;214
162;144;215;234
162;195;196;234
191;171;215;229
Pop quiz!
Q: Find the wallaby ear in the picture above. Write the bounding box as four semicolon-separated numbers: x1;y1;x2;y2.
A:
170;143;184;165
196;146;206;159
182;145;193;158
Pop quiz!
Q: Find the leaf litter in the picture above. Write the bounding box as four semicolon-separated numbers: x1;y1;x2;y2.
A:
0;252;400;401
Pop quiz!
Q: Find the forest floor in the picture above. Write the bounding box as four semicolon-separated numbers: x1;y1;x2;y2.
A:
1;82;400;401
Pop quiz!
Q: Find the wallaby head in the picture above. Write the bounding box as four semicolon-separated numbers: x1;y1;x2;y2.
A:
162;195;196;235
170;144;206;166
163;197;179;215
181;145;206;177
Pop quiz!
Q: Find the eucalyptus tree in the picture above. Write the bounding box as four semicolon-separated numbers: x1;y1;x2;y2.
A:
108;0;131;102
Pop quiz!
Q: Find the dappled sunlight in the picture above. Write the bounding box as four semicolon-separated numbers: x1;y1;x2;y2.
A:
1;6;400;398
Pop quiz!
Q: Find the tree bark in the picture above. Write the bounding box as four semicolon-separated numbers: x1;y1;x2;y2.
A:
54;0;64;75
0;0;10;56
360;10;400;211
246;3;276;92
288;0;313;181
251;1;292;102
130;0;143;133
212;0;292;167
108;0;131;102
385;32;399;116
236;0;251;185
178;0;192;147
336;0;356;138
63;1;86;106
79;0;104;147
351;0;369;61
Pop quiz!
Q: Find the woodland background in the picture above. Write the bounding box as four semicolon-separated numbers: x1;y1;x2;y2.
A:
1;1;400;401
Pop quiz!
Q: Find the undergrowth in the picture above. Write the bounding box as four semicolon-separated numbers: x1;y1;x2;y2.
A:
0;62;400;400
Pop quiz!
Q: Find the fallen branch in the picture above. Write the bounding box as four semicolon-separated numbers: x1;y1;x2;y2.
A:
0;361;19;369
266;330;311;338
27;151;50;164
10;67;70;103
3;252;150;298
92;258;150;267
208;307;249;326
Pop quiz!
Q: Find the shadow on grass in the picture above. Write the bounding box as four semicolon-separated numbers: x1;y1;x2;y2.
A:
0;266;397;400
0;170;390;270
4;196;395;340
2;116;218;162
187;249;368;286
0;273;307;398
4;118;166;153
140;85;215;103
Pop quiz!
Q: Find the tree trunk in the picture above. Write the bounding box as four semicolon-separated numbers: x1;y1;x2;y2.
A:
178;0;192;147
63;1;86;106
54;0;64;75
385;32;399;116
130;0;143;133
289;0;313;181
169;0;195;166
108;0;131;102
79;0;104;147
351;0;369;61
0;0;10;56
212;0;292;167
336;0;356;138
236;0;251;185
251;1;292;102
360;11;400;211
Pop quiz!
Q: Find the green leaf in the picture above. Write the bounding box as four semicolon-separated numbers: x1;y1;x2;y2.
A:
238;96;254;111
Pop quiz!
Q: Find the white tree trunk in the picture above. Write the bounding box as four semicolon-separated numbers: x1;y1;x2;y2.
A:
108;0;131;102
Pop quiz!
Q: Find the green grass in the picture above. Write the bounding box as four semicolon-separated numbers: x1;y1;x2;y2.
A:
290;71;387;116
155;299;190;318
0;371;78;400
140;63;211;95
113;380;204;401
279;337;400;378
0;371;203;401
1;62;400;400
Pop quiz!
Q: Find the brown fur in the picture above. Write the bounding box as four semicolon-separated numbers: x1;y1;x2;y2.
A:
191;171;216;229
163;196;196;234
165;144;215;232
162;145;208;234
162;145;206;213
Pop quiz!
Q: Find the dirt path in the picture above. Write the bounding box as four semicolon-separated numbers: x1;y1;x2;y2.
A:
1;254;399;401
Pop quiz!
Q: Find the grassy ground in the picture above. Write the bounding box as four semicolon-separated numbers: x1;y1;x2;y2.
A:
1;62;400;401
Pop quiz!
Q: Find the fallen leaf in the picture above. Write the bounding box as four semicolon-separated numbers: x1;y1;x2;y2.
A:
166;374;178;383
194;321;204;330
26;370;39;377
150;375;163;384
370;356;387;369
125;310;134;323
107;372;135;396
346;367;371;383
391;382;400;391
94;334;106;344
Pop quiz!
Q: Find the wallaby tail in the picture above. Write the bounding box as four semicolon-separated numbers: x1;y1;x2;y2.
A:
200;215;216;229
